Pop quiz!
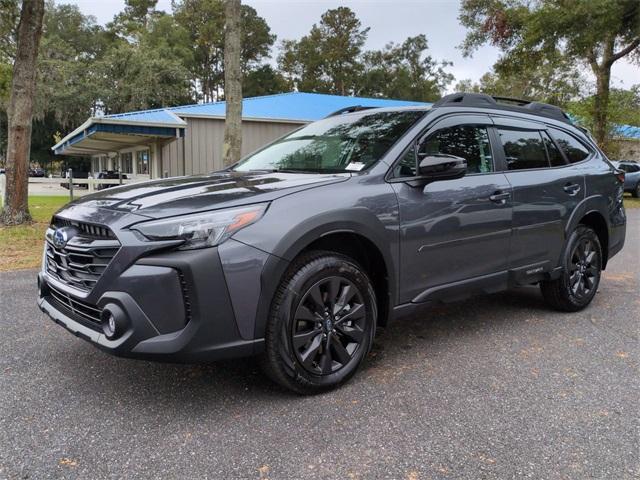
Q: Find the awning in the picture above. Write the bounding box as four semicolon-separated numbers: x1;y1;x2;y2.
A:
52;110;187;156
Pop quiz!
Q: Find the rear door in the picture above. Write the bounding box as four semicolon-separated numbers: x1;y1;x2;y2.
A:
391;114;513;303
491;116;585;279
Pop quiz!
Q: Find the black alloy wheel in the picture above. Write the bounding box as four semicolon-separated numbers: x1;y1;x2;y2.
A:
567;237;599;301
262;251;376;394
292;276;367;375
541;225;602;312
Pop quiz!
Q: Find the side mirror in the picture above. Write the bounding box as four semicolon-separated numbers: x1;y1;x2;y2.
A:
407;154;467;187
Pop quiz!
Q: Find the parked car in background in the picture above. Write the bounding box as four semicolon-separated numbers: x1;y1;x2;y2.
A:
612;161;640;197
29;168;46;177
38;93;626;394
60;169;90;189
96;170;127;190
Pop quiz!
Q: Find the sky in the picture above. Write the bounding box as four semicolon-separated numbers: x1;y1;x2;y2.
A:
64;0;638;92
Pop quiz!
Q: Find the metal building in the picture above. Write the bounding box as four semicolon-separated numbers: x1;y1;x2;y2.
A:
52;92;427;180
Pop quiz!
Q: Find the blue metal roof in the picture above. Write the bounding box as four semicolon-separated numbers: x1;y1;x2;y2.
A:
105;108;187;126
614;124;640;140
106;92;430;124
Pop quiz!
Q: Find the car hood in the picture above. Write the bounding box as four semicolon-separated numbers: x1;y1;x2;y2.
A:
64;171;350;219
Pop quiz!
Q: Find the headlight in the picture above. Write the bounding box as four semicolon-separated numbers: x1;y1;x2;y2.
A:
131;203;268;250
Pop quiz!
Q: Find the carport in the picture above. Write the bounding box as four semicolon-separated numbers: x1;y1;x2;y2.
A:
52;109;187;179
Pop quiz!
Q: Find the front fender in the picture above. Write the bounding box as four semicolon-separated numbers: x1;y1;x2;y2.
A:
232;179;400;340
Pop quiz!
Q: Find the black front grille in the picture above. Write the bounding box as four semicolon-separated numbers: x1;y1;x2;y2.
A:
45;221;120;291
52;217;116;239
48;283;102;327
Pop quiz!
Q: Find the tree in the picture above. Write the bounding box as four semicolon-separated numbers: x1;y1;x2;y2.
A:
243;65;288;97
278;7;369;94
96;39;193;114
459;0;640;146
455;51;586;106
358;35;453;101
0;0;19;61
568;85;640;135
222;0;242;165
109;0;159;37
2;0;45;225
173;0;274;102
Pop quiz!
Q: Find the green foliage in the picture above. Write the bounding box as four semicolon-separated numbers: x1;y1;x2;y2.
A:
279;8;453;99
459;0;640;143
95;41;193;114
567;85;640;133
278;7;369;95
455;51;585;107
243;65;288;97
359;35;453;102
0;0;19;61
173;0;274;102
460;0;640;61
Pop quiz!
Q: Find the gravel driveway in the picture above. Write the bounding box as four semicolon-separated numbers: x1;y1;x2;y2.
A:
1;211;638;479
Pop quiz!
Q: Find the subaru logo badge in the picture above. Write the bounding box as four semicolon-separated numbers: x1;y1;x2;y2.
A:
52;228;69;249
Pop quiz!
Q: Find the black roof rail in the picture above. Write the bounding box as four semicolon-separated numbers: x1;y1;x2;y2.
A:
324;105;377;118
433;92;572;124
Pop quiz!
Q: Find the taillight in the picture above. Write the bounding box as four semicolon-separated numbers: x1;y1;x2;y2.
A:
616;170;625;183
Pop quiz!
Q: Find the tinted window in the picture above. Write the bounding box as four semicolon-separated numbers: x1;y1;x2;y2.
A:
620;163;640;173
417;125;493;174
549;128;591;163
394;145;417;177
498;129;548;170
234;110;425;173
542;132;566;167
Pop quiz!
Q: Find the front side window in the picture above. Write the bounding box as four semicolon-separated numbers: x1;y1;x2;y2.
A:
549;128;591;163
233;110;425;173
498;129;548;170
394;145;418;177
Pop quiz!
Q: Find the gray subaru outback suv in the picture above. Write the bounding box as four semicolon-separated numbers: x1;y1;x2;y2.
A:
38;93;626;393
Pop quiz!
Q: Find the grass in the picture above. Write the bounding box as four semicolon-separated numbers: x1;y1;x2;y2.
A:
623;193;640;209
0;192;637;273
0;196;69;272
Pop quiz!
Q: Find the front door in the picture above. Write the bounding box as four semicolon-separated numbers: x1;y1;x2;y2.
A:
391;115;513;304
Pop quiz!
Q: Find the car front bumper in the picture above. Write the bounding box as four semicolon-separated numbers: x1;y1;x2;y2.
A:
38;241;273;363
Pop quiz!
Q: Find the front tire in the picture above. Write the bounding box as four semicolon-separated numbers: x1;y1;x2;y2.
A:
541;225;602;312
262;251;376;394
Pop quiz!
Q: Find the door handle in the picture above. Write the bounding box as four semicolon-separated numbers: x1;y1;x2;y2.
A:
489;191;511;203
563;183;581;195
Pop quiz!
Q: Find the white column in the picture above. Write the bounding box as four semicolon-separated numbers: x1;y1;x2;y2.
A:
150;143;161;179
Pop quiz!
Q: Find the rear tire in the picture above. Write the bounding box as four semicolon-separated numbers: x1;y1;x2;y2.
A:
633;182;640;198
261;250;376;394
541;225;602;312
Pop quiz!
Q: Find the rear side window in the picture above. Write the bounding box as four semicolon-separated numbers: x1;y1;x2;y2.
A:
418;125;493;174
542;132;566;167
498;129;548;170
620;163;640;173
549;128;591;163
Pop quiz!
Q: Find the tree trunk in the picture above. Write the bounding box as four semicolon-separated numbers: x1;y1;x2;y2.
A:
1;0;45;225
592;65;611;148
222;0;242;166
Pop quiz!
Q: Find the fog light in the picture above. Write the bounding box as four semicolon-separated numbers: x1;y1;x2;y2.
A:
100;305;126;340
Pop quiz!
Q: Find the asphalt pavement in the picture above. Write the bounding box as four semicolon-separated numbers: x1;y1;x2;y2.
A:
1;211;638;479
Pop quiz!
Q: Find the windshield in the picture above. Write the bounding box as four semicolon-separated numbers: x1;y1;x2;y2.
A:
233;110;425;173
